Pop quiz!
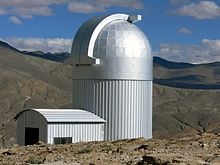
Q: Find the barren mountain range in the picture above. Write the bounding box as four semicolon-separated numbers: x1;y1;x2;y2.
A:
154;57;220;89
0;41;219;147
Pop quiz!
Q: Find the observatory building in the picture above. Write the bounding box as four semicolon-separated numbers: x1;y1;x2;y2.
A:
71;13;152;140
15;13;152;145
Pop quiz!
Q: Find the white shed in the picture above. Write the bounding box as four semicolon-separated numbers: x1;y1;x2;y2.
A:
15;109;105;145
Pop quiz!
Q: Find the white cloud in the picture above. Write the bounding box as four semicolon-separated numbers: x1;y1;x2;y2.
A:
11;6;52;18
0;0;144;18
68;2;105;13
154;39;220;64
178;27;192;34
3;37;72;53
68;0;144;13
170;0;191;5
96;0;144;9
9;16;22;24
0;8;6;14
0;0;67;18
175;1;220;19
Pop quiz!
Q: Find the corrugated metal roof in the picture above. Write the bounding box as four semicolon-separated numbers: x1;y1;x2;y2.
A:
16;109;105;123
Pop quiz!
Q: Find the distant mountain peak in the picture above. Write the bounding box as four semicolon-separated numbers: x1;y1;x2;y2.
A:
153;56;195;69
0;40;70;62
0;40;18;51
0;40;11;47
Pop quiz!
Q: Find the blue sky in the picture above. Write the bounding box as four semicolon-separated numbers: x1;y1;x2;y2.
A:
0;0;220;63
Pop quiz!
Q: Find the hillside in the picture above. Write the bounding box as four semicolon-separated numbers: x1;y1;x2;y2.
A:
21;50;70;62
153;85;220;138
0;42;72;146
0;41;219;147
154;57;220;89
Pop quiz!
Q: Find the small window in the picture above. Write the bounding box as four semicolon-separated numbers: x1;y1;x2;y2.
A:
54;137;72;144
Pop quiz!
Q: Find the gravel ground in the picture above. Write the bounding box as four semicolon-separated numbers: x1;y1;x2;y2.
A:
0;133;219;165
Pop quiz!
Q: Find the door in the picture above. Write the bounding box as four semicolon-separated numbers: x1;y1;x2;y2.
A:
25;127;39;145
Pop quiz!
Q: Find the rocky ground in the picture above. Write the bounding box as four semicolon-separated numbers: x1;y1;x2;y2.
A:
0;133;219;165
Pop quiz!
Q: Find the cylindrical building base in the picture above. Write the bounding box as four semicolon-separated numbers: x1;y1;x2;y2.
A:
73;79;152;141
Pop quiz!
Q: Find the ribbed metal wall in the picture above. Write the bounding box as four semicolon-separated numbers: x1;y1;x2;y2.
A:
47;123;104;144
73;80;152;141
16;110;47;145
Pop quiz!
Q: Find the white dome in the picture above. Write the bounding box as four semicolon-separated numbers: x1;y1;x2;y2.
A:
71;14;152;80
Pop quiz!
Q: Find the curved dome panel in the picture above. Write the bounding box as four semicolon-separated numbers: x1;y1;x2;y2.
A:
93;20;151;59
71;14;152;80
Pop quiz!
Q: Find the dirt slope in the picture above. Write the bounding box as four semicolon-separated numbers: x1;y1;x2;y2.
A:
153;85;220;138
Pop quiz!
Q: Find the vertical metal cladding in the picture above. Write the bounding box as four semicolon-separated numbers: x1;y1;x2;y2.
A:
73;80;152;140
47;123;104;144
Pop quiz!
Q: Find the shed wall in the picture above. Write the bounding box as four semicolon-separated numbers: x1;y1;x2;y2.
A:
47;123;104;144
72;79;152;141
16;110;47;145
